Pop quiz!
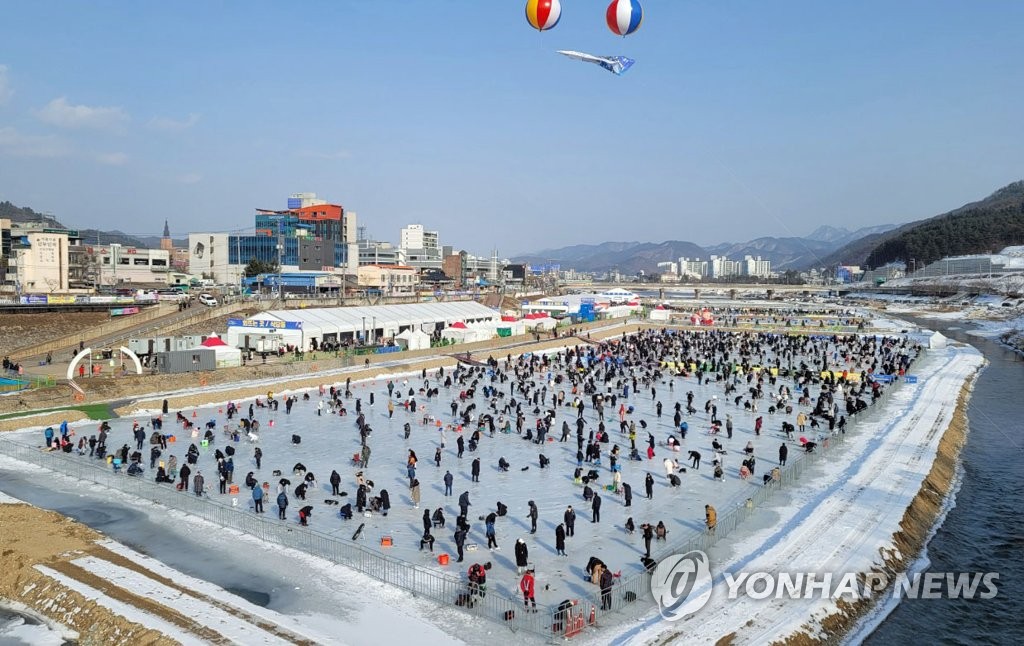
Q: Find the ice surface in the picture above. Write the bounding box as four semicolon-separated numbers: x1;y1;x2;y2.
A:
1;320;974;644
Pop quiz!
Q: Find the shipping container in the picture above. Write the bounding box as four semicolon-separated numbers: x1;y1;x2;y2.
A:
154;348;216;374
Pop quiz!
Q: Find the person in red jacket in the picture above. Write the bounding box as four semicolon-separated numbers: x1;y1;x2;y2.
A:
520;568;536;611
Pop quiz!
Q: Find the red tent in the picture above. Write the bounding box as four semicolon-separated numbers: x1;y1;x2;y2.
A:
201;335;228;347
450;321;468;329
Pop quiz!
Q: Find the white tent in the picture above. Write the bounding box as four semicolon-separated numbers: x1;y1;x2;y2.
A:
227;301;500;350
649;304;671;321
200;334;242;368
395;328;431;351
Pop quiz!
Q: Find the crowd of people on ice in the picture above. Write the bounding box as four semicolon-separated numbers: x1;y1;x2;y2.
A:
39;326;921;615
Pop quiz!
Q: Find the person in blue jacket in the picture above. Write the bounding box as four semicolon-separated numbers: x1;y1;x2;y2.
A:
252;484;264;513
277;491;288;520
44;427;55;448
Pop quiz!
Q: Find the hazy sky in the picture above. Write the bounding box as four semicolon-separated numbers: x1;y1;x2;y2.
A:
1;1;1022;255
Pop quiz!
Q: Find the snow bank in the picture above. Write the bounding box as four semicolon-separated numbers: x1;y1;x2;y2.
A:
607;343;983;645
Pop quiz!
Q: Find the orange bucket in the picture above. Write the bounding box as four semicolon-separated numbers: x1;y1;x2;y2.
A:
438;553;449;566
381;536;393;547
228;485;239;494
167;435;176;443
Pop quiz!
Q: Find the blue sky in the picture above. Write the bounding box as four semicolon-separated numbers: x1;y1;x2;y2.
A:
1;1;1022;254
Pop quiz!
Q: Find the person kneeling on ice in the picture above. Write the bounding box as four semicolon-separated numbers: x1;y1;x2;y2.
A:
468;561;492;599
299;505;313;526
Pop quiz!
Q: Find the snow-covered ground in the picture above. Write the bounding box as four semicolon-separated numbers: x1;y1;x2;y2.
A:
611;339;983;644
2;339;899;608
0;319;979;645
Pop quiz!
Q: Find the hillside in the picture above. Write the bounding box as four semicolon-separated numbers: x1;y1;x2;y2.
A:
515;240;707;274
513;224;897;274
863;181;1024;268
0;200;185;248
705;236;836;271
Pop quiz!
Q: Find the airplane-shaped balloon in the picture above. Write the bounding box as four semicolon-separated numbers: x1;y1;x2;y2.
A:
557;50;635;76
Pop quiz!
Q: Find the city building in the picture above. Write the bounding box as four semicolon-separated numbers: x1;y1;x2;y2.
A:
1;221;81;294
189;193;357;284
678;257;708;279
400;224;443;271
741;255;773;278
92;244;171;286
357;264;419;295
358;239;406;266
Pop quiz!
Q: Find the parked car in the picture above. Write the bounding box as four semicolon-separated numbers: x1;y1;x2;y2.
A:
198;293;218;307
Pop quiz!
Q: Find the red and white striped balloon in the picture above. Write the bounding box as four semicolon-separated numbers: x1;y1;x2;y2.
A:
606;0;644;36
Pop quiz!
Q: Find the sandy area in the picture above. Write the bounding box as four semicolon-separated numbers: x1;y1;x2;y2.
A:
0;502;179;645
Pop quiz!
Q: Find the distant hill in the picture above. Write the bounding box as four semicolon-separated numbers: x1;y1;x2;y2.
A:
0;200;184;248
515;240;707;275
513;224;897;274
705;236;836;271
817;181;1024;269
863;181;1024;268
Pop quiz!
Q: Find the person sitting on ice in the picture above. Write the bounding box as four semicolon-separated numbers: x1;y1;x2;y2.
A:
293;462;307;476
498;457;510;472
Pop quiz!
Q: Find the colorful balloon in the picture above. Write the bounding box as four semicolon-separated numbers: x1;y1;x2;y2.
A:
525;0;562;32
606;0;643;36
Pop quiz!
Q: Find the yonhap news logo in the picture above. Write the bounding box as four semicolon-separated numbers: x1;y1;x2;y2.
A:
650;550;714;621
653;551;999;622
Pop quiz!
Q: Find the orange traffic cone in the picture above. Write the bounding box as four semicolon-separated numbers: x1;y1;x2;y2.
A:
192;410;197;418
269;419;275;427
218;407;223;414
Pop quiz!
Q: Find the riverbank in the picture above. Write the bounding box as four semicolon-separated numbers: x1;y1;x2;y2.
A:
613;338;983;645
1;318;977;645
777;374;979;645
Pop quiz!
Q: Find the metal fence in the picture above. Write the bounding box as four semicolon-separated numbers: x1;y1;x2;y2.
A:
0;438;592;642
579;359;915;619
0;350;919;640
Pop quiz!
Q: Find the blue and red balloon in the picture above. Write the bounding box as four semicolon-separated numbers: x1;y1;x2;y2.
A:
606;0;643;36
525;0;562;32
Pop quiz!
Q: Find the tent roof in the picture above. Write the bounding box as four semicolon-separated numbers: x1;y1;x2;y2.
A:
201;335;228;347
230;301;499;338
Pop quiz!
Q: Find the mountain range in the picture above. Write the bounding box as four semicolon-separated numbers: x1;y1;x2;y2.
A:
513;224;896;275
0;201;188;249
818;180;1024;268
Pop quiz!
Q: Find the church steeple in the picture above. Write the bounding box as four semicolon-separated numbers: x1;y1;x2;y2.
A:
160;220;173;252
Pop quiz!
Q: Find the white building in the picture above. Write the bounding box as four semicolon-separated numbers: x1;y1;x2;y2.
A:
709;255;741;278
657;261;679;276
188;233;251;286
741;255;773;278
679;257;708;279
13;230;70;293
400;224;439;253
94;244;171;286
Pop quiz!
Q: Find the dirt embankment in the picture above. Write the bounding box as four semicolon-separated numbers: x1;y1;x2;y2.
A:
0;503;180;645
770;375;979;646
0;312;111;358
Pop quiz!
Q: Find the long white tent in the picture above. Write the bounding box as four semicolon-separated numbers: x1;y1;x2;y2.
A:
226;301;500;350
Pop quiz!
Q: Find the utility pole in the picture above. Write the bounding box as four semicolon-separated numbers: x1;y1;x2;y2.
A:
276;219;283;299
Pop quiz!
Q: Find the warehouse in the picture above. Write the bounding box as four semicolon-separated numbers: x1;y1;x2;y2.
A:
225;301;500;351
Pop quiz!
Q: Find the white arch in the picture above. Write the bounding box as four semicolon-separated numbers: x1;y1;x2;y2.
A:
66;348;92;381
119;347;143;375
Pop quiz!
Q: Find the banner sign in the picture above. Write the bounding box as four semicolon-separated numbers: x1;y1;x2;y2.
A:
227;318;303;330
110;306;140;317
